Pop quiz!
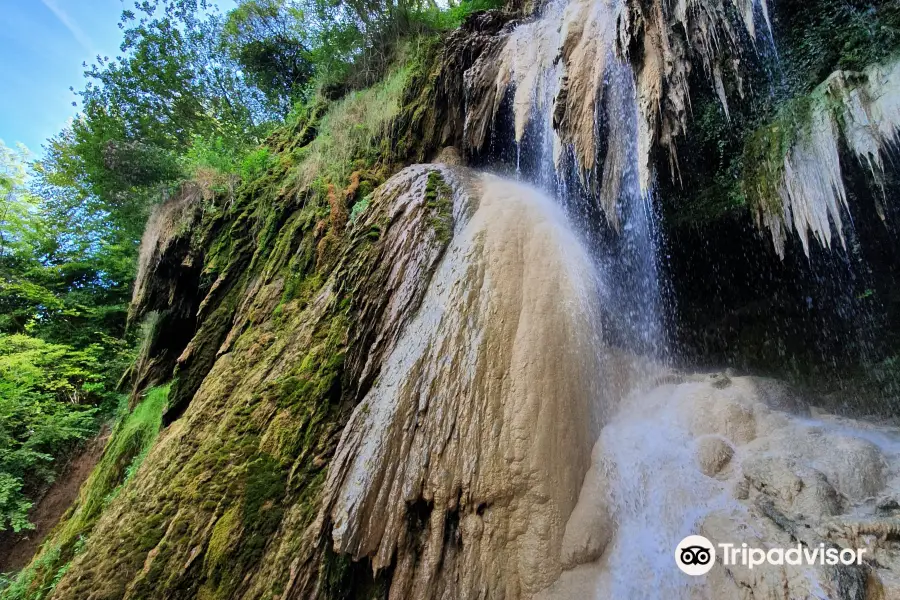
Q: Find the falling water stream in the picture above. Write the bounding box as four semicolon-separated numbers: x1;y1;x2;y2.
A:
491;0;669;359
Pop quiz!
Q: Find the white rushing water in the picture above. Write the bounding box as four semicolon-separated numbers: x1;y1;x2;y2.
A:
481;0;669;359
535;371;900;599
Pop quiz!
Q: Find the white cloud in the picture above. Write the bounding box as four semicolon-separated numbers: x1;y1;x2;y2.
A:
39;0;94;53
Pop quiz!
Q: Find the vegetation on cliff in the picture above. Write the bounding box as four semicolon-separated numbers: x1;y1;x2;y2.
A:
0;0;497;591
664;0;900;230
0;0;507;594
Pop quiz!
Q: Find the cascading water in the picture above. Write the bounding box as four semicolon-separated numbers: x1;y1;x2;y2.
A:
478;0;670;358
540;372;900;599
324;166;626;598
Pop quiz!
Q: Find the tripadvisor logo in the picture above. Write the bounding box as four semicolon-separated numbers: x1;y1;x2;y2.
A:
675;535;869;576
675;535;716;575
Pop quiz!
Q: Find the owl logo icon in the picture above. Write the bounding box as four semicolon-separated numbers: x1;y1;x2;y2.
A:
675;535;716;575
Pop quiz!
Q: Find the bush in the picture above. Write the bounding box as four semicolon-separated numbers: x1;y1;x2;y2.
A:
0;386;168;599
411;0;505;31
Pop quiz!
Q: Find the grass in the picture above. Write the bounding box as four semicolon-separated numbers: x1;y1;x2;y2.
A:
292;62;413;191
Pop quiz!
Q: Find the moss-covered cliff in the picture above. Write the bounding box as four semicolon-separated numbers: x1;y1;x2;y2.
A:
1;20;510;599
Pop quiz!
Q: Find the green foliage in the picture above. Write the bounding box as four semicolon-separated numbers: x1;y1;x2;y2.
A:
0;542;63;600
409;0;504;31
0;143;40;265
425;170;453;242
183;135;244;177
0;386;168;599
0;142;136;537
222;0;316;115
94;385;169;508
291;60;413;190
0;335;103;532
240;147;275;181
183;135;274;182
776;0;900;94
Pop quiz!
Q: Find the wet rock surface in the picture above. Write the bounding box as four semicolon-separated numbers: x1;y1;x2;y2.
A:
544;373;900;599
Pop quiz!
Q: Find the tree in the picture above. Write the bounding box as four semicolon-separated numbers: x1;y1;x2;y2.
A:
0;143;127;533
223;0;316;115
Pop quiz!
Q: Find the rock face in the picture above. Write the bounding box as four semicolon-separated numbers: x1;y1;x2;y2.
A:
129;184;208;402
616;0;773;182
746;57;900;257
39;164;644;600
31;168;900;600
322;173;612;599
463;0;773;211
16;2;900;599
45;165;464;599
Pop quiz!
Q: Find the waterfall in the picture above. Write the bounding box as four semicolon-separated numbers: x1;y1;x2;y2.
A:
324;166;640;598
470;0;670;359
324;1;900;598
455;0;900;598
321;163;900;598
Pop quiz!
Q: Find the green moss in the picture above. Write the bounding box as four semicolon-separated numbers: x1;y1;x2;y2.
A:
8;29;455;600
425;170;454;242
66;384;169;535
739;80;848;220
349;194;372;223
288;59;415;193
319;546;390;600
776;0;900;94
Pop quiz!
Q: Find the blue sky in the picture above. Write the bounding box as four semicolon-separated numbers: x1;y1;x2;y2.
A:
0;0;234;156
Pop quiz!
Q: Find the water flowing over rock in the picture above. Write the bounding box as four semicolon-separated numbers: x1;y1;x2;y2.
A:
311;166;900;600
322;172;633;599
540;373;900;599
465;0;636;216
463;0;773;213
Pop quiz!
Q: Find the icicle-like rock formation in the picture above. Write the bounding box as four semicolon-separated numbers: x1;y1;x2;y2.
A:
617;0;772;183
747;57;900;257
463;0;771;220
464;0;650;222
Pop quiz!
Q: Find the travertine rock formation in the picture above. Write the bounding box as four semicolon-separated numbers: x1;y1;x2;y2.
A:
542;373;900;599
747;57;900;256
463;0;773;220
46;165;465;599
322;173;616;599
